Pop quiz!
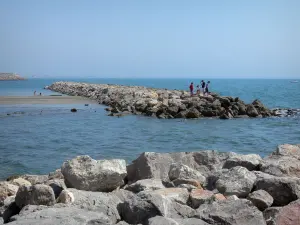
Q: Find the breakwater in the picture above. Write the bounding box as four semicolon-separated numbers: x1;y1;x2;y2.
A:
1;144;300;224
47;82;275;119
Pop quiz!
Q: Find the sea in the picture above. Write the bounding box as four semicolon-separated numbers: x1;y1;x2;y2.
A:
0;78;299;179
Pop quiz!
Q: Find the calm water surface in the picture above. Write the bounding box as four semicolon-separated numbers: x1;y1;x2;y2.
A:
0;78;299;179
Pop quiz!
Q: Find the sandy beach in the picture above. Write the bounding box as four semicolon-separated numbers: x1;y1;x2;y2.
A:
0;96;97;104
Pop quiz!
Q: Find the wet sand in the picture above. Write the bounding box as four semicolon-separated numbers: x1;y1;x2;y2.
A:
0;96;97;104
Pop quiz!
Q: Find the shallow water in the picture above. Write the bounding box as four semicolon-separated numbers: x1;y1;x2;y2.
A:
0;78;299;179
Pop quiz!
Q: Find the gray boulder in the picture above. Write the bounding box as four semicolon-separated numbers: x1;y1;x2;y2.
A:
254;172;300;206
260;155;300;178
48;169;64;180
138;190;196;219
148;216;209;225
127;151;235;183
247;190;273;211
20;175;48;185
197;199;266;225
169;163;206;187
246;104;259;117
15;184;55;208
263;207;281;225
0;182;18;206
9;205;112;225
138;188;190;205
68;188;123;223
57;190;74;204
273;144;300;160
216;166;257;197
189;189;215;209
117;194;160;224
223;153;262;171
61;155;127;191
125;179;165;193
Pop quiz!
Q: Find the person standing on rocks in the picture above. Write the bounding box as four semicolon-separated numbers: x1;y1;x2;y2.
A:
201;80;206;94
189;82;194;96
196;85;201;95
205;81;210;96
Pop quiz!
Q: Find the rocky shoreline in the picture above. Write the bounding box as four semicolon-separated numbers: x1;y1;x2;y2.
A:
47;81;279;119
0;73;25;81
1;144;300;224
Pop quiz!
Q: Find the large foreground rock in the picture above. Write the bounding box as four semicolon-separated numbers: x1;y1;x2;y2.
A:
276;199;300;225
61;155;127;191
215;166;257;197
0;182;18;206
223;153;262;171
9;205;112;225
196;199;266;225
247;190;273;211
15;184;55;208
254;172;300;206
127;151;236;182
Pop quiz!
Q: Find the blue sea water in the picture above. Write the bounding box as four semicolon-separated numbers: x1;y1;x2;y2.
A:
0;78;299;179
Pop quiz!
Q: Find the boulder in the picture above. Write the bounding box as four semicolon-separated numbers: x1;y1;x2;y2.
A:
214;193;226;201
8;205;112;225
168;163;206;187
223;153;262;171
15;184;56;208
246;104;259;117
148;216;209;225
68;188;123;223
10;178;31;187
260;155;300;178
254;173;300;206
226;195;239;201
189;189;214;209
137;190;196;219
125;179;165;193
263;207;282;225
247;190;273;211
0;182;18;206
117;194;160;224
61;155;127;191
45;179;66;198
216;167;257;197
127;151;235;183
138;188;190;205
186;108;201;118
57;190;74;204
273;144;300;160
276;199;300;225
20;175;48;185
197;199;266;225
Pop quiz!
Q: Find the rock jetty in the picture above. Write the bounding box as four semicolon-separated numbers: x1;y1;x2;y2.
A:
1;143;300;224
0;73;25;81
48;81;275;119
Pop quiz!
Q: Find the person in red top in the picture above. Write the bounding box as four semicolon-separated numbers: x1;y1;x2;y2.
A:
189;82;194;96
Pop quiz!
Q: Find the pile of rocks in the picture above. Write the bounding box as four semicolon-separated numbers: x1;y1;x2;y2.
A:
47;82;274;119
1;143;300;224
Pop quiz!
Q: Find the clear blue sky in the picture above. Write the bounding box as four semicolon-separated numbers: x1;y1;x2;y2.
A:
0;0;299;78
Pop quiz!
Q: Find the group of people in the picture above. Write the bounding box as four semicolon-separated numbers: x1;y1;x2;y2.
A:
34;91;42;96
189;80;210;96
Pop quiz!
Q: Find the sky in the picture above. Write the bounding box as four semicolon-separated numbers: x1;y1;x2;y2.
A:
0;0;299;78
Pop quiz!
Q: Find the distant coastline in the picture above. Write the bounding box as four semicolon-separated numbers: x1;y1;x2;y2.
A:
0;73;26;81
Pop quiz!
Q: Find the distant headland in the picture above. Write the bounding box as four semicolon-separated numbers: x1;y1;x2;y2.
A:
0;73;26;81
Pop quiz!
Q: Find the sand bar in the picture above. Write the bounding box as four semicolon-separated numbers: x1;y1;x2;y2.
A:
0;96;97;104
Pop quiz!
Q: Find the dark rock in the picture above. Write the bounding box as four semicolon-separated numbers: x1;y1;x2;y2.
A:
196;199;266;225
246;104;259;117
70;108;77;112
254;172;300;206
186;108;201;118
247;190;273;211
